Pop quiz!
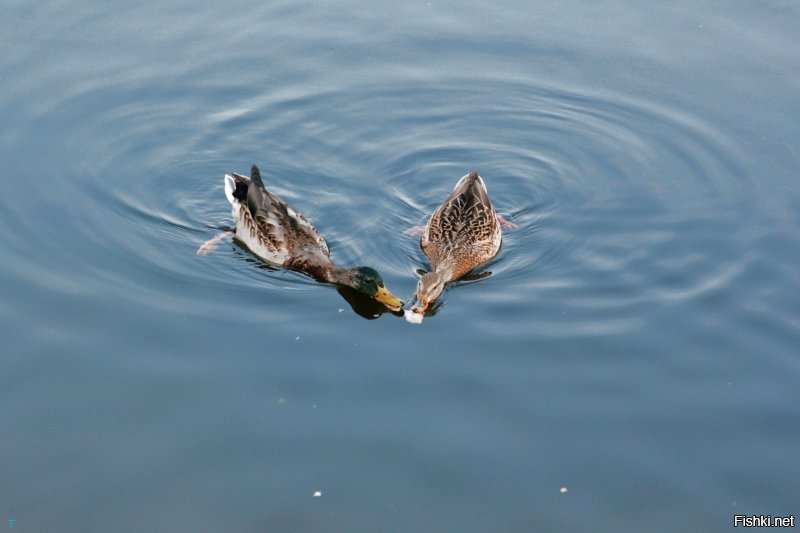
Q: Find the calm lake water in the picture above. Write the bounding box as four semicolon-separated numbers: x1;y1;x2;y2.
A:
2;1;799;531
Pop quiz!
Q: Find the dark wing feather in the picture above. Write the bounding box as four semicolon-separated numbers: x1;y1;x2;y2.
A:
245;168;331;265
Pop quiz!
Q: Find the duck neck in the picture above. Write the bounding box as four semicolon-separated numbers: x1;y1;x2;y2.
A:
432;267;454;282
318;265;358;288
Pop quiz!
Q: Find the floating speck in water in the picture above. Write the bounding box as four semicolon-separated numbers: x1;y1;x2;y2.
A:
313;491;322;497
560;487;568;493
338;308;344;313
295;336;300;341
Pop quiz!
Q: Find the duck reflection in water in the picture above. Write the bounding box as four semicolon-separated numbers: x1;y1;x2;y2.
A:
336;286;405;320
198;165;403;316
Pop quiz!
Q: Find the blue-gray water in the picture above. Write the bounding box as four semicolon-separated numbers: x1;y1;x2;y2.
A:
2;1;799;531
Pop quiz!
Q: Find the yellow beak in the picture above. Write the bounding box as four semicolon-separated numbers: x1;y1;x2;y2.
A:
374;285;403;311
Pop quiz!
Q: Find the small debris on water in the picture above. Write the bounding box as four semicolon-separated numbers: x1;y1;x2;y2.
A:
313;491;322;497
560;487;568;494
295;336;300;341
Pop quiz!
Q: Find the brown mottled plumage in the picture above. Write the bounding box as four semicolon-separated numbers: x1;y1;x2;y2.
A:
410;171;503;316
226;165;330;272
421;171;502;279
213;165;403;310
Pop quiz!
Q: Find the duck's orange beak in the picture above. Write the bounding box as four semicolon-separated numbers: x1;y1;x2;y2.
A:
409;300;429;316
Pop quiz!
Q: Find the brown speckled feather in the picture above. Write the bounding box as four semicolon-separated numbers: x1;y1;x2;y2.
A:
421;171;502;279
227;167;331;270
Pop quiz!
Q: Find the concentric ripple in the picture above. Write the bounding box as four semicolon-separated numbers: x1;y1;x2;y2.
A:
4;2;799;530
1;71;756;324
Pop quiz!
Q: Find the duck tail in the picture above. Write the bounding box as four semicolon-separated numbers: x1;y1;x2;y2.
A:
453;170;483;191
224;172;250;205
251;164;265;186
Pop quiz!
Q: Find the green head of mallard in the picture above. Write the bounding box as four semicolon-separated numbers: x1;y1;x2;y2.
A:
348;267;404;311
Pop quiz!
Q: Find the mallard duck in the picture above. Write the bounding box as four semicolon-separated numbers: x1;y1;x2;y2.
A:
198;164;403;311
407;171;513;320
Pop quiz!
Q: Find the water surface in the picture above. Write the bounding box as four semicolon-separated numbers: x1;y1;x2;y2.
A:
2;1;799;531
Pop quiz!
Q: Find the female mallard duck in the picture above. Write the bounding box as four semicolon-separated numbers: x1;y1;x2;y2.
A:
407;171;514;321
198;164;403;311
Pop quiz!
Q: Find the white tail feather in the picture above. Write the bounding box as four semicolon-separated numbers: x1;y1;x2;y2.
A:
454;172;486;192
224;174;237;205
454;172;472;189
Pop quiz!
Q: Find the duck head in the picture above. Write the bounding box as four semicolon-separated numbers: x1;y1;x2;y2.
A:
409;271;447;316
348;267;403;312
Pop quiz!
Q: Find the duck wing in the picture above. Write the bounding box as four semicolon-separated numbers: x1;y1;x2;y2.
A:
421;171;501;273
228;165;331;266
